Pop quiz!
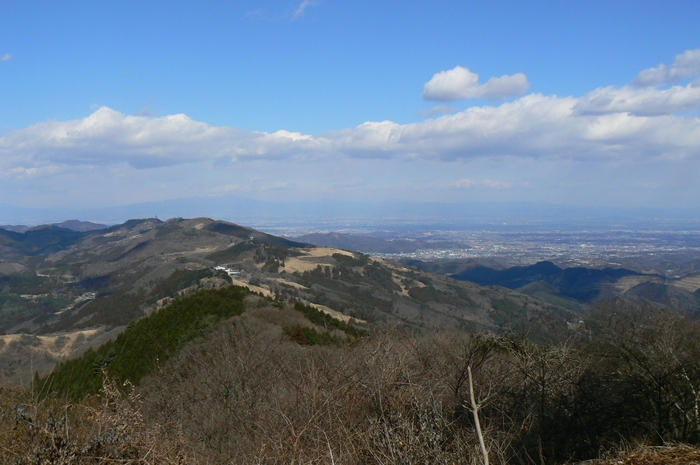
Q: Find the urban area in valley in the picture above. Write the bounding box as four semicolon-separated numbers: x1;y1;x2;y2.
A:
267;223;700;276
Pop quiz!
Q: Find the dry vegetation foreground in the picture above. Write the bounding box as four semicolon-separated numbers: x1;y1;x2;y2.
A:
3;291;700;464
591;444;700;465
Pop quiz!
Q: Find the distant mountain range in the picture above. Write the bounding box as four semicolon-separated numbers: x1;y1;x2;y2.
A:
3;198;700;230
0;220;108;234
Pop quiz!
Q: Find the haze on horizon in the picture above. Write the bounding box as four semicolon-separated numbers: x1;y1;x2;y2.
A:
2;1;700;222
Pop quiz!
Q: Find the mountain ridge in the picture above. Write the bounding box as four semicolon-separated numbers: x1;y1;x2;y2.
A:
0;216;576;385
0;220;108;234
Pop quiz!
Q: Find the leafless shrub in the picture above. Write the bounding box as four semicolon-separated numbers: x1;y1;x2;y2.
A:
140;319;500;464
0;374;186;464
10;299;700;464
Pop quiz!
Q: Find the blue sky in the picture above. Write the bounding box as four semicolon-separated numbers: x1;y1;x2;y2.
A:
2;1;700;217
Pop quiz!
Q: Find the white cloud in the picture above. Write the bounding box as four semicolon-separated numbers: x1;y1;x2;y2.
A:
634;48;700;86
293;0;318;19
4;51;700;184
3;91;700;178
0;107;330;172
575;81;700;116
1;53;12;62
422;66;530;101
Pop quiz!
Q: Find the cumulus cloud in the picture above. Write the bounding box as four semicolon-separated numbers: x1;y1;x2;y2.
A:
575;81;700;116
5;51;700;178
634;48;700;86
423;66;530;101
1;53;12;61
339;89;700;161
5;50;700;210
0;107;330;173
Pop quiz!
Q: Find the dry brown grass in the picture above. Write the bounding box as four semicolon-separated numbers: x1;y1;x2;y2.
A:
0;375;187;464
591;444;700;465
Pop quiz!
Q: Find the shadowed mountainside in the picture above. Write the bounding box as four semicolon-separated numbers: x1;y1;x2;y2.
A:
449;261;641;301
